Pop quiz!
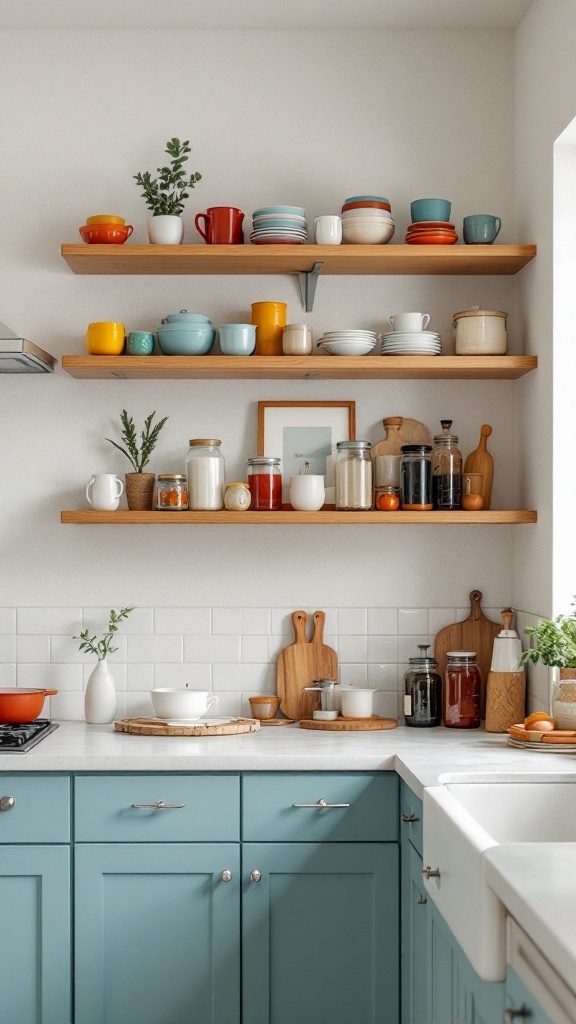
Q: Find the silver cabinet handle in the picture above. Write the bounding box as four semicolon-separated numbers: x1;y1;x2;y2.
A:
250;870;262;883
504;1009;531;1021
417;895;428;905
131;801;185;810
422;866;441;881
402;812;420;823
220;870;232;883
292;798;350;809
0;796;15;812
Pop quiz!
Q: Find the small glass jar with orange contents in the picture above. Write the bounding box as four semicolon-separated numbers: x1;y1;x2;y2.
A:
443;651;481;729
157;474;188;510
374;485;400;511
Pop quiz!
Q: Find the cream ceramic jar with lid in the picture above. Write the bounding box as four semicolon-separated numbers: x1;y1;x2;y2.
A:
453;308;507;355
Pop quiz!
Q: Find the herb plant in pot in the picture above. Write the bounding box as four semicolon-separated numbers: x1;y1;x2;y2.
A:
520;598;576;727
106;409;168;510
134;137;202;244
74;607;134;724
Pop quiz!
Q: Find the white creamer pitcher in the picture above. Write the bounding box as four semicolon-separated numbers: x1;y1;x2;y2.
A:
86;474;124;511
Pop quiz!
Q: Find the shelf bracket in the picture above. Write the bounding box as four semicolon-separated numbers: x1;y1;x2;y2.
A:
299;262;324;312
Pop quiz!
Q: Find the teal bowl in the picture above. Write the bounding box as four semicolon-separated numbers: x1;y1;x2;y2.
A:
157;326;215;355
218;323;256;355
344;195;390;204
410;198;452;223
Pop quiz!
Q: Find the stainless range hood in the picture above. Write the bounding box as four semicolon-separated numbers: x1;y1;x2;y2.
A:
0;321;56;373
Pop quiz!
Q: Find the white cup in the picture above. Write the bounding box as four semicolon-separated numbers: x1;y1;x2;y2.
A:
282;324;313;355
389;312;430;333
340;688;376;718
150;688;219;720
289;474;325;511
374;455;402;489
86;474;124;511
314;215;343;245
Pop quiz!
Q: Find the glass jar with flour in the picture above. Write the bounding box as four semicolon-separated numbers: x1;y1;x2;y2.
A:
335;440;373;510
186;439;226;510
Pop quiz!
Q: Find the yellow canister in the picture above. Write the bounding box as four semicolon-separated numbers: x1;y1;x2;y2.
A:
251;301;287;356
86;322;126;355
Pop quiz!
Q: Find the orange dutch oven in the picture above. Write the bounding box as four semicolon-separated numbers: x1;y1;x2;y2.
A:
0;688;58;723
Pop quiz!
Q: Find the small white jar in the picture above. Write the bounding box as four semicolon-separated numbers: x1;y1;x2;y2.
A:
282;324;313;355
453;309;508;355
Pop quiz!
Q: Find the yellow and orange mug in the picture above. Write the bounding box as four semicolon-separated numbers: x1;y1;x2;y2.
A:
86;322;126;355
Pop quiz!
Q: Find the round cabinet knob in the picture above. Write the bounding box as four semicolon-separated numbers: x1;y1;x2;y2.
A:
220;870;232;883
0;796;15;812
250;870;262;883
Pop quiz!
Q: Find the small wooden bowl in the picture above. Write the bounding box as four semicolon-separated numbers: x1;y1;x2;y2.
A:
249;695;280;720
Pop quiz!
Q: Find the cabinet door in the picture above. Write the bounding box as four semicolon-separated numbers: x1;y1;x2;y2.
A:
401;839;428;1024
427;901;461;1024
242;842;399;1024
75;843;240;1024
0;845;71;1024
505;967;558;1024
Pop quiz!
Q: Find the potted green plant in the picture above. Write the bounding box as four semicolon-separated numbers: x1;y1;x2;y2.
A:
134;137;201;244
520;599;576;728
73;607;134;724
106;409;168;510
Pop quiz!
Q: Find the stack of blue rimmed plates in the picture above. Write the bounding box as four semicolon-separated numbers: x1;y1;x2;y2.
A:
251;206;308;245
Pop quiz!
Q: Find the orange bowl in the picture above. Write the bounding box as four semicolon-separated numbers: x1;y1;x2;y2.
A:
86;214;126;225
79;224;133;244
342;200;391;212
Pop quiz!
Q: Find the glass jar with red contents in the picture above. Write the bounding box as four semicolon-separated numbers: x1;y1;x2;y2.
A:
443;651;481;729
247;457;282;510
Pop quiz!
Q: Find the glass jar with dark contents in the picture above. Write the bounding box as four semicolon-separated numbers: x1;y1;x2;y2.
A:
443;651;481;728
431;419;462;510
400;445;433;510
403;644;442;727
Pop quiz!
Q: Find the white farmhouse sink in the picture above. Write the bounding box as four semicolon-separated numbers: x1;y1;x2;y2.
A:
423;781;576;981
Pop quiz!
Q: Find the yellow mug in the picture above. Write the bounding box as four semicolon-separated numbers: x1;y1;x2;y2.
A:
86;322;126;355
86;214;125;225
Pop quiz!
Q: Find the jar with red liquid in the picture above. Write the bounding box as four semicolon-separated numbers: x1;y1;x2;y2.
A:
247;457;282;510
443;651;481;729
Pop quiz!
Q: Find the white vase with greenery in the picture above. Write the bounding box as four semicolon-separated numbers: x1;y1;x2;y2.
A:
134;137;201;245
74;607;134;724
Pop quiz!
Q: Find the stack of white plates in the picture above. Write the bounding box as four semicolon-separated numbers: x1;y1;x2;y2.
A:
380;330;441;356
250;206;308;245
317;330;377;356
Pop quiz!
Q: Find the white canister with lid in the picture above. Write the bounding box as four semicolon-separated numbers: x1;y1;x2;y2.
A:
453;309;507;355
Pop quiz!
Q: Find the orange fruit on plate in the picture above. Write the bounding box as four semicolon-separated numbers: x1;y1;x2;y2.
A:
524;712;555;730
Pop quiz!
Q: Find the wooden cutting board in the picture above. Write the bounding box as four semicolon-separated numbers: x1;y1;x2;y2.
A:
276;610;338;721
434;590;501;718
299;716;398;731
114;717;260;736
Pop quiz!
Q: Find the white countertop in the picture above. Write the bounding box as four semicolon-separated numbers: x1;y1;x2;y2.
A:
2;720;576;795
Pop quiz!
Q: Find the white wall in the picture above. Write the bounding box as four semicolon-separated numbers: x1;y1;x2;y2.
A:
0;28;518;622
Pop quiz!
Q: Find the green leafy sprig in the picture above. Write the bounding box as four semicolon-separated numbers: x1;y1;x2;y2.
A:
106;409;168;473
74;607;134;661
520;597;576;668
134;138;202;217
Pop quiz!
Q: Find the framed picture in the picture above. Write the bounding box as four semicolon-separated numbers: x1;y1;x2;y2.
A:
257;401;356;502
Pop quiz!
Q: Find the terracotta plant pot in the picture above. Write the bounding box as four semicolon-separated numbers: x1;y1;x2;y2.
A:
125;473;155;511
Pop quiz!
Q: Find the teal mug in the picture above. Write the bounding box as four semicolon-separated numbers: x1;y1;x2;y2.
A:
463;215;502;244
127;331;155;355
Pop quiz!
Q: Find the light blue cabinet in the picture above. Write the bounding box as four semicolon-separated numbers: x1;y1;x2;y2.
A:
242;841;399;1024
400;782;427;1024
505;967;556;1024
0;845;71;1024
75;842;241;1024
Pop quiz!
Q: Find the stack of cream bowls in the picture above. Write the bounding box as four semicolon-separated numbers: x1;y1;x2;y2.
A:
341;195;395;245
317;330;377;356
250;206;308;244
380;330;441;356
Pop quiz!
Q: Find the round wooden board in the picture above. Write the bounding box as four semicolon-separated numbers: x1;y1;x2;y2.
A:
299;716;398;731
114;717;260;736
257;718;293;726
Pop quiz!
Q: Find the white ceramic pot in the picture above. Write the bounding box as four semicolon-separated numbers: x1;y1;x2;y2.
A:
340;688;377;718
453;309;507;355
85;658;116;724
289;474;325;511
147;215;184;245
150;688;218;720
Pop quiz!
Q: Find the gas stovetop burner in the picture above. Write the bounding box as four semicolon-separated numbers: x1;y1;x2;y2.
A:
0;719;59;752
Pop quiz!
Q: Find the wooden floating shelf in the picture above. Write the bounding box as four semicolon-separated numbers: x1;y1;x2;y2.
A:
61;355;537;381
61;243;537;277
61;510;537;525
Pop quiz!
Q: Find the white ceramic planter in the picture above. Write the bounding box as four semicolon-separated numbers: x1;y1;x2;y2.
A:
85;658;116;724
147;215;184;245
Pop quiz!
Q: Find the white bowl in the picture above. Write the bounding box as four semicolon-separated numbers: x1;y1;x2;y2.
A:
150;688;218;720
341;209;395;221
342;220;395;244
319;339;376;355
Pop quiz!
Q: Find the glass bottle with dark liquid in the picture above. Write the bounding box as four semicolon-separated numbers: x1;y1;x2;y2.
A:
431;419;462;510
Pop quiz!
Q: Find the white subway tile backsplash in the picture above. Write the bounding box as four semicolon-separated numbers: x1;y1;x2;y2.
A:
184;635;240;663
368;664;398;691
212;608;242;634
428;608;457;635
0;635;15;661
17;608;50;634
126;663;155;692
127;635;183;664
240;608;270;635
51;635;85;664
268;635;287;661
17;663;83;690
338;635;368;663
0;663;16;686
398;608;428;634
337;608;367;635
367;636;397;663
241;664;276;691
270;608;294;635
241;635;270;662
374;692;399;719
367;608;398;635
339;663;368;686
0;609;15;634
155;607;211;635
154;663;212;689
52;692;85;721
119;608;154;634
212;663;244;691
16;635;50;663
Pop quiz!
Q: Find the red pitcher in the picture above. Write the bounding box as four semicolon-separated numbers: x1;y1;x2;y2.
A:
195;206;245;245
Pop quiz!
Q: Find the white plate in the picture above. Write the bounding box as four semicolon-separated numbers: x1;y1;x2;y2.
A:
508;737;576;752
382;344;441;351
382;341;441;349
324;330;377;337
380;331;440;341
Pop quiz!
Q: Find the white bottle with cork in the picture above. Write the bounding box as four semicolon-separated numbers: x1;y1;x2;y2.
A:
186;439;225;510
485;608;526;732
